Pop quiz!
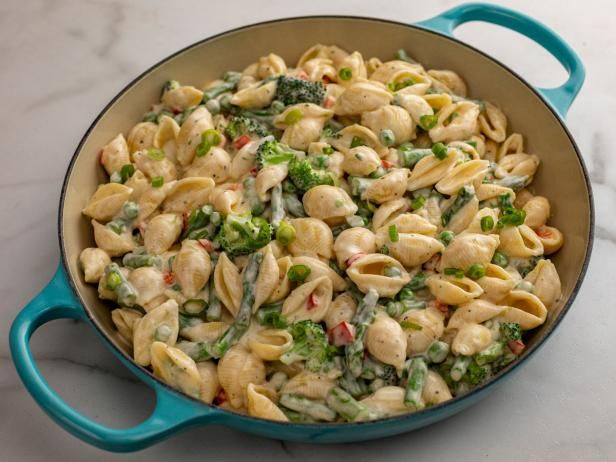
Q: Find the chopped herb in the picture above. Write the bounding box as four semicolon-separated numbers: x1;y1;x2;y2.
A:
431;142;448;160
388;224;399;242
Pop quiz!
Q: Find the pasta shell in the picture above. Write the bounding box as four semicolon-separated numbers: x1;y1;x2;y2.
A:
323;292;357;331
231;80;277;109
439;233;500;272
399;307;445;355
342;146;381;176
127;122;158;154
79;247;111;283
384;213;437;236
346;253;410;298
426;274;483;305
257;53;287;78
370;60;425;84
475;183;516;203
197;361;220;404
498;153;540;178
254;245;279;311
422;370;453;405
255;164;288;202
282;276;333;323
497;290;548;330
125;169;150;202
181;321;229;343
229;138;262;180
214;252;242;317
448;299;505;329
173;240;211;298
292;256;347;292
143;213;182;255
446;195;479;234
336;51;367;85
176;106;214;166
523;196;550;229
153;115;181;164
183;147;231;184
478;102;507;142
476;263;516;302
288;218;334;260
162;177;215;214
266;256;293;303
82;183;132;222
100;134;130;175
246;383;288;422
364;168;409;204
407;148;460;191
361;386;408;417
465;207;500;234
92;219;135;257
111;308;143;343
137;181;175;222
151;342;201;399
498;225;544;258
523;259;561;308
428;69;467;97
334;80;393;116
329;124;387;157
451;323;493;356
281;371;338;400
248;329;293;361
162;85;203;112
133;299;179;366
333;227;377;268
365;311;407;370
498;133;525;161
372;198;411;231
376;231;444;268
217;345;265;408
303;185;357;225
128;267;166;309
435;160;490;196
535;226;564;255
361;105;414;145
394;93;433;127
429;101;480;143
133;149;177;182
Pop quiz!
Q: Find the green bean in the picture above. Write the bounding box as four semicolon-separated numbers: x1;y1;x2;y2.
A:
327;387;375;421
426;341;450;364
206;254;222;321
475;342;504;366
282;192;306;217
243;176;265;216
450;356;472;381
214;252;262;355
398;147;432;168
441;185;475;227
345;289;379;377
122;252;160;269
338;368;369;398
270;183;284;228
202;71;241;101
104;263;137;308
403;358;427;409
256;303;287;329
494;175;530;191
279;394;336;422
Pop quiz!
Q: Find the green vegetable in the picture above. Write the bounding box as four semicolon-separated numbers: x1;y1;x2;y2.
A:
122;202;139;219
182;299;208;315
346;289;379;377
419;114;438;130
256;139;299;169
195;128;221;157
388;224;399;242
444;267;465;278
284;108;303;125
270;183;284;228
397;287;414;302
279;394;336;422
256;303;287;329
225;114;270;139
146;147;165;160
106;221;124;235
322;144;334;155
214;252;262;356
431;142;448;160
339;368;370;398
427;341;450;363
215;214;272;255
403;358;428;409
183;205;219;240
142;111;159;123
500;322;522;342
496;207;526;228
491;251;509;268
202;71;241;101
206;253;222;321
242;176;264;216
383;265;402;277
407;272;426;290
475;342;504;366
480;215;494;232
338;67;353;81
438;230;454;246
350;177;375;197
398;146;432;168
275;220;296;245
282;192;306;217
497;192;513;210
517;255;543;277
466;360;489;385
379;129;395;146
104;263;137;307
361;357;398;385
122;252;160;269
467;264;486;280
276;76;325;106
450;356;472;382
350;136;365;148
494;175;530;191
441;185;475;227
327;387;375;421
105;271;122;290
161;80;180;94
151;176;164;187
120;164;135;183
287;264;311;283
388;79;415;92
205;98;220;114
288;157;334;192
385;299;426;318
280;320;337;372
411;195;426;210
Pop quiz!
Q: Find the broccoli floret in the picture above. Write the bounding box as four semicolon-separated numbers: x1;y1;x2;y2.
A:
466;360;489;386
288;157;334;192
256;139;300;169
215;214;272;255
225;115;270;140
280;321;337;372
276;76;325;106
499;322;522;342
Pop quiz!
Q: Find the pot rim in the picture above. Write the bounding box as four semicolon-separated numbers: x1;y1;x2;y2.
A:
57;15;594;428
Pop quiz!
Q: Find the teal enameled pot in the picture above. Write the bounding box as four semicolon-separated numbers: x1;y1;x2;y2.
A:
10;3;593;452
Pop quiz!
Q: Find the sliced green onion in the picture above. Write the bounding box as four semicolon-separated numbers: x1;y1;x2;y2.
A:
400;320;423;331
467;264;486;280
105;272;122;290
388;224;399;242
196;129;221;157
480;215;495;232
431;142;448;160
350;136;365;148
407;272;426;290
379;129;395;146
120;164;136;183
419;114;438;130
411;196;426;210
146;147;165;161
276;221;296;246
444;267;465;278
288;264;311;283
284;108;303;125
322;145;334;155
492;251;509;268
151;176;164;188
338;67;353;81
438;230;454;246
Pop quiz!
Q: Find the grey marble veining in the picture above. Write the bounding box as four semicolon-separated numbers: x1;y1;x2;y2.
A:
1;0;615;460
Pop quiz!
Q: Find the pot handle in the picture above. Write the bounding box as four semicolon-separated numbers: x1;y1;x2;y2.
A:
10;263;217;452
415;2;585;117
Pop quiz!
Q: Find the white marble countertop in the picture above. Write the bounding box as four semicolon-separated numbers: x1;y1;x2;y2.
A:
1;0;614;460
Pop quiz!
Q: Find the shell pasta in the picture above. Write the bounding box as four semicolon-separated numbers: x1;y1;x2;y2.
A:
80;44;563;422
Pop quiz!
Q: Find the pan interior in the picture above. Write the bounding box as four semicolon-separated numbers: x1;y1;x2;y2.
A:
60;16;591;398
